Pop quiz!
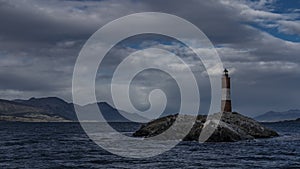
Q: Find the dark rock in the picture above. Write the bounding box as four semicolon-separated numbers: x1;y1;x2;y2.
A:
133;112;279;142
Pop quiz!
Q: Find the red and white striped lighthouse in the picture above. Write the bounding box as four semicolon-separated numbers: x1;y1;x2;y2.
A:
221;69;232;112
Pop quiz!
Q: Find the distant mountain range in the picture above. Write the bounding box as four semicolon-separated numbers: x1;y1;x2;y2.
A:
2;97;299;123
254;109;300;122
0;97;148;122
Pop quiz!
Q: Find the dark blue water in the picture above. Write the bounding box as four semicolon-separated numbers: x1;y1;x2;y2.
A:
0;122;299;169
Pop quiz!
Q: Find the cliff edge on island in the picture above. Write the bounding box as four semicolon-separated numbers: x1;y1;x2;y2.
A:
133;112;279;142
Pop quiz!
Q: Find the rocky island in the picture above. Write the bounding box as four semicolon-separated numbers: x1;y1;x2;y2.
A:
133;69;279;142
133;112;279;142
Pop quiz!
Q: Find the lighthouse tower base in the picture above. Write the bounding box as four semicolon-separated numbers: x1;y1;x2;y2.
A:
221;100;232;112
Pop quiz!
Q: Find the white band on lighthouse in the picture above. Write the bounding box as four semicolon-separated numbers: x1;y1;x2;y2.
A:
222;88;231;101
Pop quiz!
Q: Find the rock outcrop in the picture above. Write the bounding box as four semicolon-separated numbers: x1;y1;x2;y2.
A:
133;112;279;142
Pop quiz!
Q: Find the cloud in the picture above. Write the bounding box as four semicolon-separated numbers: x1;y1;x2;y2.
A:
0;0;299;116
277;20;300;35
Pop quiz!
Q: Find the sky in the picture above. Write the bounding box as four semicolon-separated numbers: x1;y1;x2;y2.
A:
0;0;299;117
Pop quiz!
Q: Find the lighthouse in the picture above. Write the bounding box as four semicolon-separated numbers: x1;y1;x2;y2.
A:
221;69;232;112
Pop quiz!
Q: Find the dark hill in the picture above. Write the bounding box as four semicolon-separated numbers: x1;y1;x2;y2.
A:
0;97;148;122
77;102;148;122
254;109;300;122
0;99;68;122
14;97;76;120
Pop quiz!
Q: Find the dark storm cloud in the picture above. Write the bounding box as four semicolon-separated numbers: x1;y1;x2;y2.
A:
0;0;152;103
0;3;87;46
142;0;258;44
0;0;299;116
